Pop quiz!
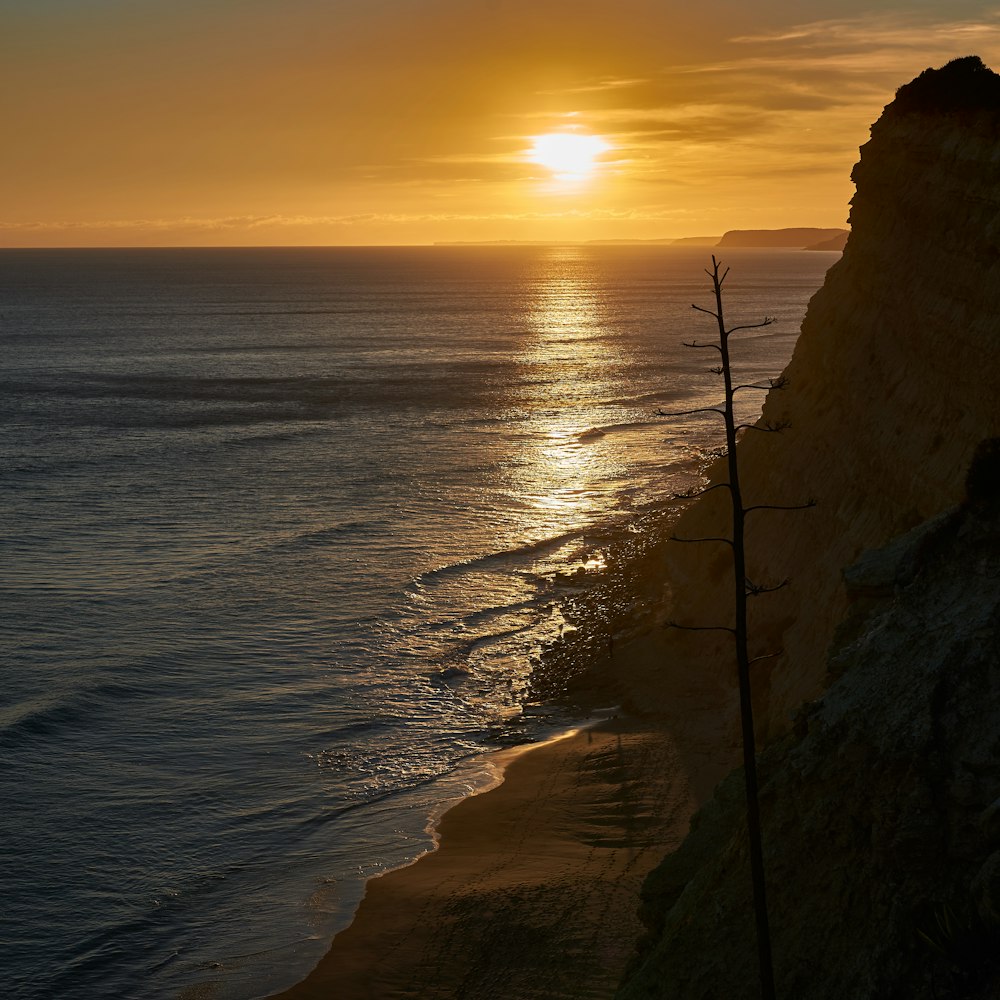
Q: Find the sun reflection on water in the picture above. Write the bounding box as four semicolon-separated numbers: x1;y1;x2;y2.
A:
517;247;629;530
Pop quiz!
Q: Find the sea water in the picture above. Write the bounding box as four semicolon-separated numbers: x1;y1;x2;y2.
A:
0;245;836;998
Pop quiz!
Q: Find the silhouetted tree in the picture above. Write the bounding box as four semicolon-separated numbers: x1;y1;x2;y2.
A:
657;256;814;1000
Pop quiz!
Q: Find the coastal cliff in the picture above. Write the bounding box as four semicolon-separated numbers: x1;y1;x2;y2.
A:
715;227;847;248
266;59;1000;1000
628;56;1000;741
619;455;1000;999
616;57;1000;1000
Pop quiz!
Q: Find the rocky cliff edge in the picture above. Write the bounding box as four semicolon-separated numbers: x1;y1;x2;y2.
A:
615;56;1000;1000
627;56;1000;743
619;438;1000;999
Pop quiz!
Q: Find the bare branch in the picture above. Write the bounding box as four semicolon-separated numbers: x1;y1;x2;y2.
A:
732;382;773;393
663;619;736;634
656;406;726;418
737;419;792;433
703;263;730;284
745;578;790;597
710;366;725;375
682;338;723;353
669;534;734;547
726;317;775;335
744;499;817;514
691;304;719;318
671;482;731;500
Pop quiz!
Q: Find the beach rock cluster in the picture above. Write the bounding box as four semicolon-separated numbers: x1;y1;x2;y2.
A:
635;56;1000;742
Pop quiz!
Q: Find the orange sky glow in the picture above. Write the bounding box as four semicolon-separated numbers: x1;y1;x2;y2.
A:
3;0;1000;246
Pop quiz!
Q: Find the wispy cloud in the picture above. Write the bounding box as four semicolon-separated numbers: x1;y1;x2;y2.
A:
731;13;1000;49
516;12;1000;123
534;77;651;96
487;10;1000;192
376;13;1000;191
708;12;1000;92
1;216;341;232
1;205;706;234
0;216;392;233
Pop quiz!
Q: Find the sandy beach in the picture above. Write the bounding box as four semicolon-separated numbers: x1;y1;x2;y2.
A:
270;639;735;1000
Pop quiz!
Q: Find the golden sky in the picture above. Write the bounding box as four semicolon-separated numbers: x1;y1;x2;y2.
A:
3;0;999;246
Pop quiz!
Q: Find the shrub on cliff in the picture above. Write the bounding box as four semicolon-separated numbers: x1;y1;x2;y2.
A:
892;55;1000;116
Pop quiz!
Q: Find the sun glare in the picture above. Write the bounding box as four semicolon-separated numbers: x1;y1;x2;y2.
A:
528;133;610;181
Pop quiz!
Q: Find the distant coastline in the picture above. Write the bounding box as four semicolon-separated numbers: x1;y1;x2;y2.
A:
434;227;848;250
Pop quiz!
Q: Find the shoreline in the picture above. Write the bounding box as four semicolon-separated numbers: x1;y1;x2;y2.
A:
266;635;736;1000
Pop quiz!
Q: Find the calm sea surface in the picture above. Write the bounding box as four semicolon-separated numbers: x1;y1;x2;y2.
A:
0;245;836;998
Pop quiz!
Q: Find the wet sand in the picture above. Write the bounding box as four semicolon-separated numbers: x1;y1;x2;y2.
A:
270;650;734;1000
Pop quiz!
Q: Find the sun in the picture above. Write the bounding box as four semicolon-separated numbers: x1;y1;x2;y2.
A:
528;133;610;181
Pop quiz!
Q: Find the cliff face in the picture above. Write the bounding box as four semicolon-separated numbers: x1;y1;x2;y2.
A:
639;56;1000;738
618;497;1000;1000
715;227;847;248
614;56;1000;1000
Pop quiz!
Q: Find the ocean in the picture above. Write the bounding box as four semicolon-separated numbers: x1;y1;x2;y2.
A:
0;245;836;999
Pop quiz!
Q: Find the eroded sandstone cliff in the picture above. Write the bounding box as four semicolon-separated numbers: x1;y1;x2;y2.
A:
615;56;1000;1000
631;56;1000;740
618;453;1000;999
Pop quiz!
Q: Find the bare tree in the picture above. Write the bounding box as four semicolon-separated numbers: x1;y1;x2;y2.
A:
657;256;814;1000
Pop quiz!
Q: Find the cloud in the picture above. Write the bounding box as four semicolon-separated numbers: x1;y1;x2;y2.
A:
478;9;1000;195
534;77;652;96
713;12;1000;92
0;216;377;233
513;12;1000;126
730;12;1000;50
110;10;993;212
0;205;709;235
